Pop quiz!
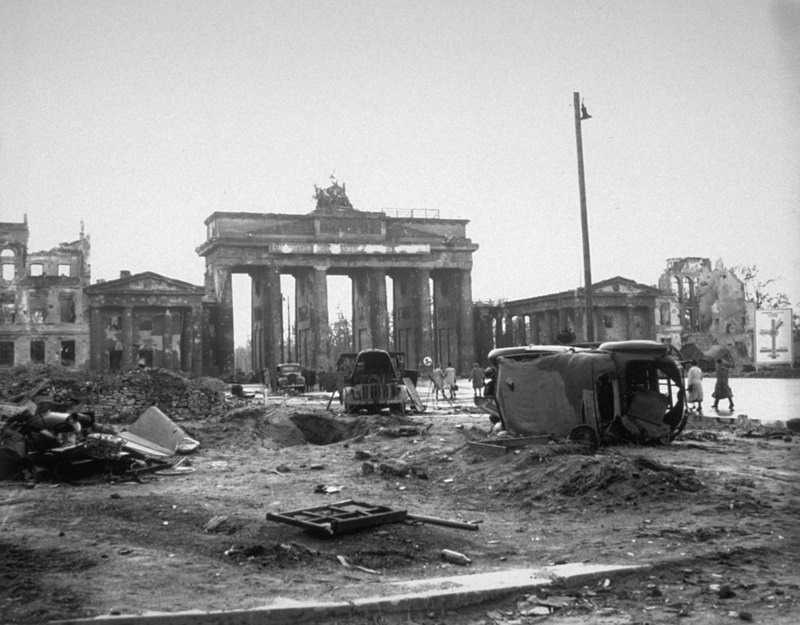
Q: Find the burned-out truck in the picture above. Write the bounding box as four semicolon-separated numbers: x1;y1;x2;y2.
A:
479;340;687;447
341;349;412;414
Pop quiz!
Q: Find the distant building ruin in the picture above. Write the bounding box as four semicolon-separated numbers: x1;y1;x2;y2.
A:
473;276;675;364
0;217;91;368
657;257;753;365
84;271;206;374
474;257;754;369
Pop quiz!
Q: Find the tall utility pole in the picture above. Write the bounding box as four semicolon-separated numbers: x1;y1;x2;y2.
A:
574;91;594;342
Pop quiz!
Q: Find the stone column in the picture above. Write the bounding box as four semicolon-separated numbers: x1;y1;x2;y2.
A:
90;307;102;371
531;312;540;344
214;266;235;376
626;305;635;340
456;269;474;374
369;269;389;350
306;267;330;371
352;268;389;351
494;310;503;348
260;267;283;381
162;308;173;370
122;306;134;370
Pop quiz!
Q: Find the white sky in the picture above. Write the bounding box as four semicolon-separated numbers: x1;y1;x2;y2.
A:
2;1;799;347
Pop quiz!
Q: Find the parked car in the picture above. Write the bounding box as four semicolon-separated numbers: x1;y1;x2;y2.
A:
276;363;306;393
341;349;410;414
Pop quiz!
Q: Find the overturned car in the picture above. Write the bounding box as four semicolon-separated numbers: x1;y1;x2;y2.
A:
479;340;687;447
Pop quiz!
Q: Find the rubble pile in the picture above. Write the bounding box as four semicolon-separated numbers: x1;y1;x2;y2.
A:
0;367;226;424
82;369;226;423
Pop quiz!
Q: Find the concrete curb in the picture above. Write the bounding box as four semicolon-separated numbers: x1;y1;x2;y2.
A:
52;562;645;625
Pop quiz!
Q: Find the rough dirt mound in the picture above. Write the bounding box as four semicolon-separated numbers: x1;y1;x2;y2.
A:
192;405;308;450
503;450;706;506
446;442;705;510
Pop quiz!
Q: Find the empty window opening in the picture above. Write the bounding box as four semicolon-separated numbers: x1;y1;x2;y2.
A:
60;340;75;366
109;344;123;370
30;340;45;364
0;295;15;324
1;264;14;281
0;341;14;366
138;347;154;368
30;264;44;277
60;295;76;323
58;264;71;277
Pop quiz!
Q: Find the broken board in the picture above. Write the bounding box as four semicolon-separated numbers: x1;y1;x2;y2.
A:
468;435;550;456
267;499;407;537
403;377;424;412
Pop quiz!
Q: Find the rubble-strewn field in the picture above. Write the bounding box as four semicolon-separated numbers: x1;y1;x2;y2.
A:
1;373;799;624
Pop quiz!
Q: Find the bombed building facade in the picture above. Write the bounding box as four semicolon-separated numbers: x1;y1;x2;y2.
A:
657;257;753;366
0;217;92;369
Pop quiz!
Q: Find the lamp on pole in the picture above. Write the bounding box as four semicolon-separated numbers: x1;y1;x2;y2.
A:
573;91;594;342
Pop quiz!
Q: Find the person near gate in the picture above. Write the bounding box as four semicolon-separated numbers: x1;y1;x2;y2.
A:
432;364;445;402
711;360;734;412
470;362;485;397
444;363;457;400
685;359;704;414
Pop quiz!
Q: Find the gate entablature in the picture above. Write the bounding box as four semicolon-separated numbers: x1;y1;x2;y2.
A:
197;186;478;378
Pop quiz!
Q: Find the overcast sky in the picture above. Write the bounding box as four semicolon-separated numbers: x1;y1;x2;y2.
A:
2;0;799;346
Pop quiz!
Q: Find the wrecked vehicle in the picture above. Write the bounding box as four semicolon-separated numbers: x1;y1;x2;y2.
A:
1;380;198;483
276;363;306;393
480;340;687;447
341;349;411;414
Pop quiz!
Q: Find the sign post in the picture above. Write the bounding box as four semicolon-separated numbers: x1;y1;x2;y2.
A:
753;308;794;370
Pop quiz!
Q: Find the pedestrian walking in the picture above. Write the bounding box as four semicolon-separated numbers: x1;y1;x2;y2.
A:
444;363;457;400
686;360;704;414
432;364;445;402
711;360;734;411
470;362;485;396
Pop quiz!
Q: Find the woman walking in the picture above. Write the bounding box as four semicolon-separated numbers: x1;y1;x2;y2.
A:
685;360;704;414
711;360;734;411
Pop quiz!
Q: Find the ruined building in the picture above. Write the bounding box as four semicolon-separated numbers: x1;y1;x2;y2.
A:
473;257;753;368
473;276;676;365
84;271;206;374
657;257;752;364
197;180;479;377
0;217;91;368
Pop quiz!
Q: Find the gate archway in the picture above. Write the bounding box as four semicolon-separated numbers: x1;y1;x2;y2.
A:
197;183;479;380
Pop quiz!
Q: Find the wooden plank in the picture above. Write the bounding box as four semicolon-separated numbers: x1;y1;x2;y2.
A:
403;377;425;412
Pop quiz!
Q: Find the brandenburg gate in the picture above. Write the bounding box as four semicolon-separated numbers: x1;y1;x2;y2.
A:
196;181;479;378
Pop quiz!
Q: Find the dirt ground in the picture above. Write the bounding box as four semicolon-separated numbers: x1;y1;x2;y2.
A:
1;392;799;625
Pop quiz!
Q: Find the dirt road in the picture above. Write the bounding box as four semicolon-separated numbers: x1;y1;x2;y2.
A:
1;393;798;624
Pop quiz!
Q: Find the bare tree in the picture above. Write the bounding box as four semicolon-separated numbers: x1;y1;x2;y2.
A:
730;264;790;309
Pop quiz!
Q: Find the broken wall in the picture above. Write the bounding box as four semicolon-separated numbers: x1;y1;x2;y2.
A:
0;218;91;369
658;257;752;364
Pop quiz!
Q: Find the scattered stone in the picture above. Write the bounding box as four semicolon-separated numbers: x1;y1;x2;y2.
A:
718;584;737;599
354;450;372;460
379;459;410;477
362;462;376;475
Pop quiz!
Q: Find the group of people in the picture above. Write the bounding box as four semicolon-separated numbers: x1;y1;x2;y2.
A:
430;362;487;401
685;359;734;414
